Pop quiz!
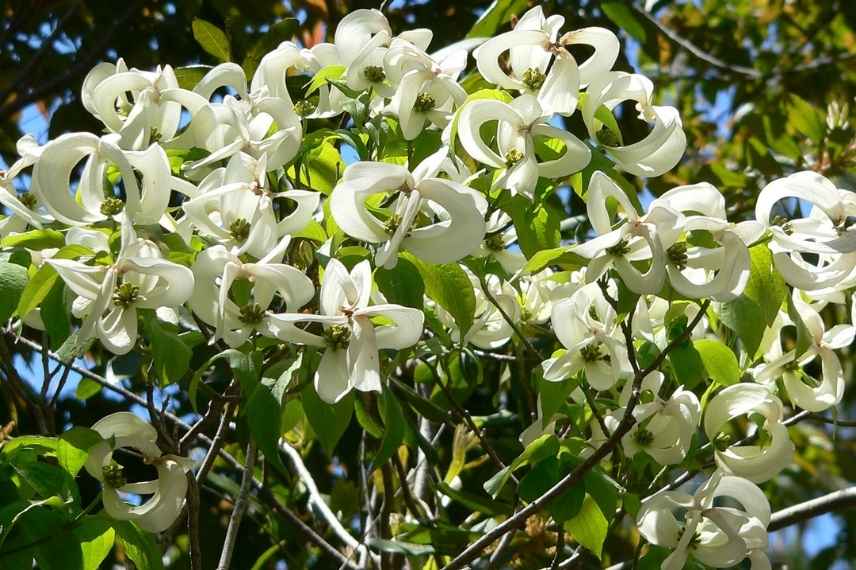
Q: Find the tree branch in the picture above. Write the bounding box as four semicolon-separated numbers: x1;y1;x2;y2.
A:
441;300;710;570
217;441;257;570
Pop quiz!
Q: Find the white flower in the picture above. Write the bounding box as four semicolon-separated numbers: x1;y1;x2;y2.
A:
385;43;468;140
268;259;424;403
631;295;706;350
83;60;181;150
582;72;686;177
457;94;590;199
756;171;856;290
84;412;191;533
329;152;487;269
32;133;175;226
542;282;632;390
47;222;194;354
652;182;763;301
188;243;315;349
619;372;701;465
475;6;619;115
441;270;518;350
703;383;794;483
754;291;855;412
183;152;319;258
570;171;683;294
637;472;771;570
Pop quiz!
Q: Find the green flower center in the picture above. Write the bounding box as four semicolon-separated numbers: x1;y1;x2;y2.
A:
581;343;610;363
505;148;524;167
112;282;140;308
414;92;436;113
100;197;125;216
363;66;386;84
605;238;631;257
239;303;266;325
19;192;37;209
294;99;317;117
667;242;688;269
485;233;506;251
230;217;251;243
325;324;351;349
522;67;546;91
634;428;654;446
102;462;126;488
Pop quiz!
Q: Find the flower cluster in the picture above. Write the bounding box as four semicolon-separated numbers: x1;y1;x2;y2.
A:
1;5;854;567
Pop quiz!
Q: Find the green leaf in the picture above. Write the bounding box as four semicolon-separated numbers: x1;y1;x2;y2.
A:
16;245;92;317
114;521;164;570
484;434;559;498
719;297;765;358
694;339;740;386
668;348;706;390
72;515;115;570
742;244;787;326
302;386;354;456
524;247;588;274
518;457;584;522
1;229;65;250
174;65;212;90
248;384;286;471
564;495;608;559
40;281;71;349
305;65;346;96
188;348;260;410
291;141;343;195
192;18;231;62
142;314;192;386
404;254;475;336
466;0;529;38
601;2;647;41
501;194;561;257
56;328;95;363
57;428;101;476
375;257;425;310
0;261;28;323
788;94;826;143
242;19;299;78
372;392;406;468
75;378;101;400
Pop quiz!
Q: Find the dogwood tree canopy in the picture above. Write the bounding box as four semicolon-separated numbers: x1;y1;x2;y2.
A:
1;1;855;569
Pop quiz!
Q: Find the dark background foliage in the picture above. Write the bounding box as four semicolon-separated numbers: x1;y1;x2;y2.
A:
2;0;855;568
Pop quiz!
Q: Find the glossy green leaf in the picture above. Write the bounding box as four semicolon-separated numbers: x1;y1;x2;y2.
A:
0;261;28;323
192;18;231;62
694;339;741;386
564;495;608;559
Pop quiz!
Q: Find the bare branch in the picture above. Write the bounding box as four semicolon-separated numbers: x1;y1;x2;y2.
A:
217;441;257;570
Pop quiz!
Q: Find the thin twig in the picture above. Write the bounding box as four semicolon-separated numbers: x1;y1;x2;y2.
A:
217;441;257;570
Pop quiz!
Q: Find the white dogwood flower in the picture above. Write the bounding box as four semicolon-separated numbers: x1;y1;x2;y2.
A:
703;383;794;483
183;152;319;258
330;151;487;269
47;222;194;354
570;171;683;294
475;6;619;115
756;170;856;290
542;282;632;390
84;412;191;533
637;471;771;570
268;259;424;403
457;94;590;198
652;182;763;301
582;72;686;177
754;291;855;412
188;242;315;348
